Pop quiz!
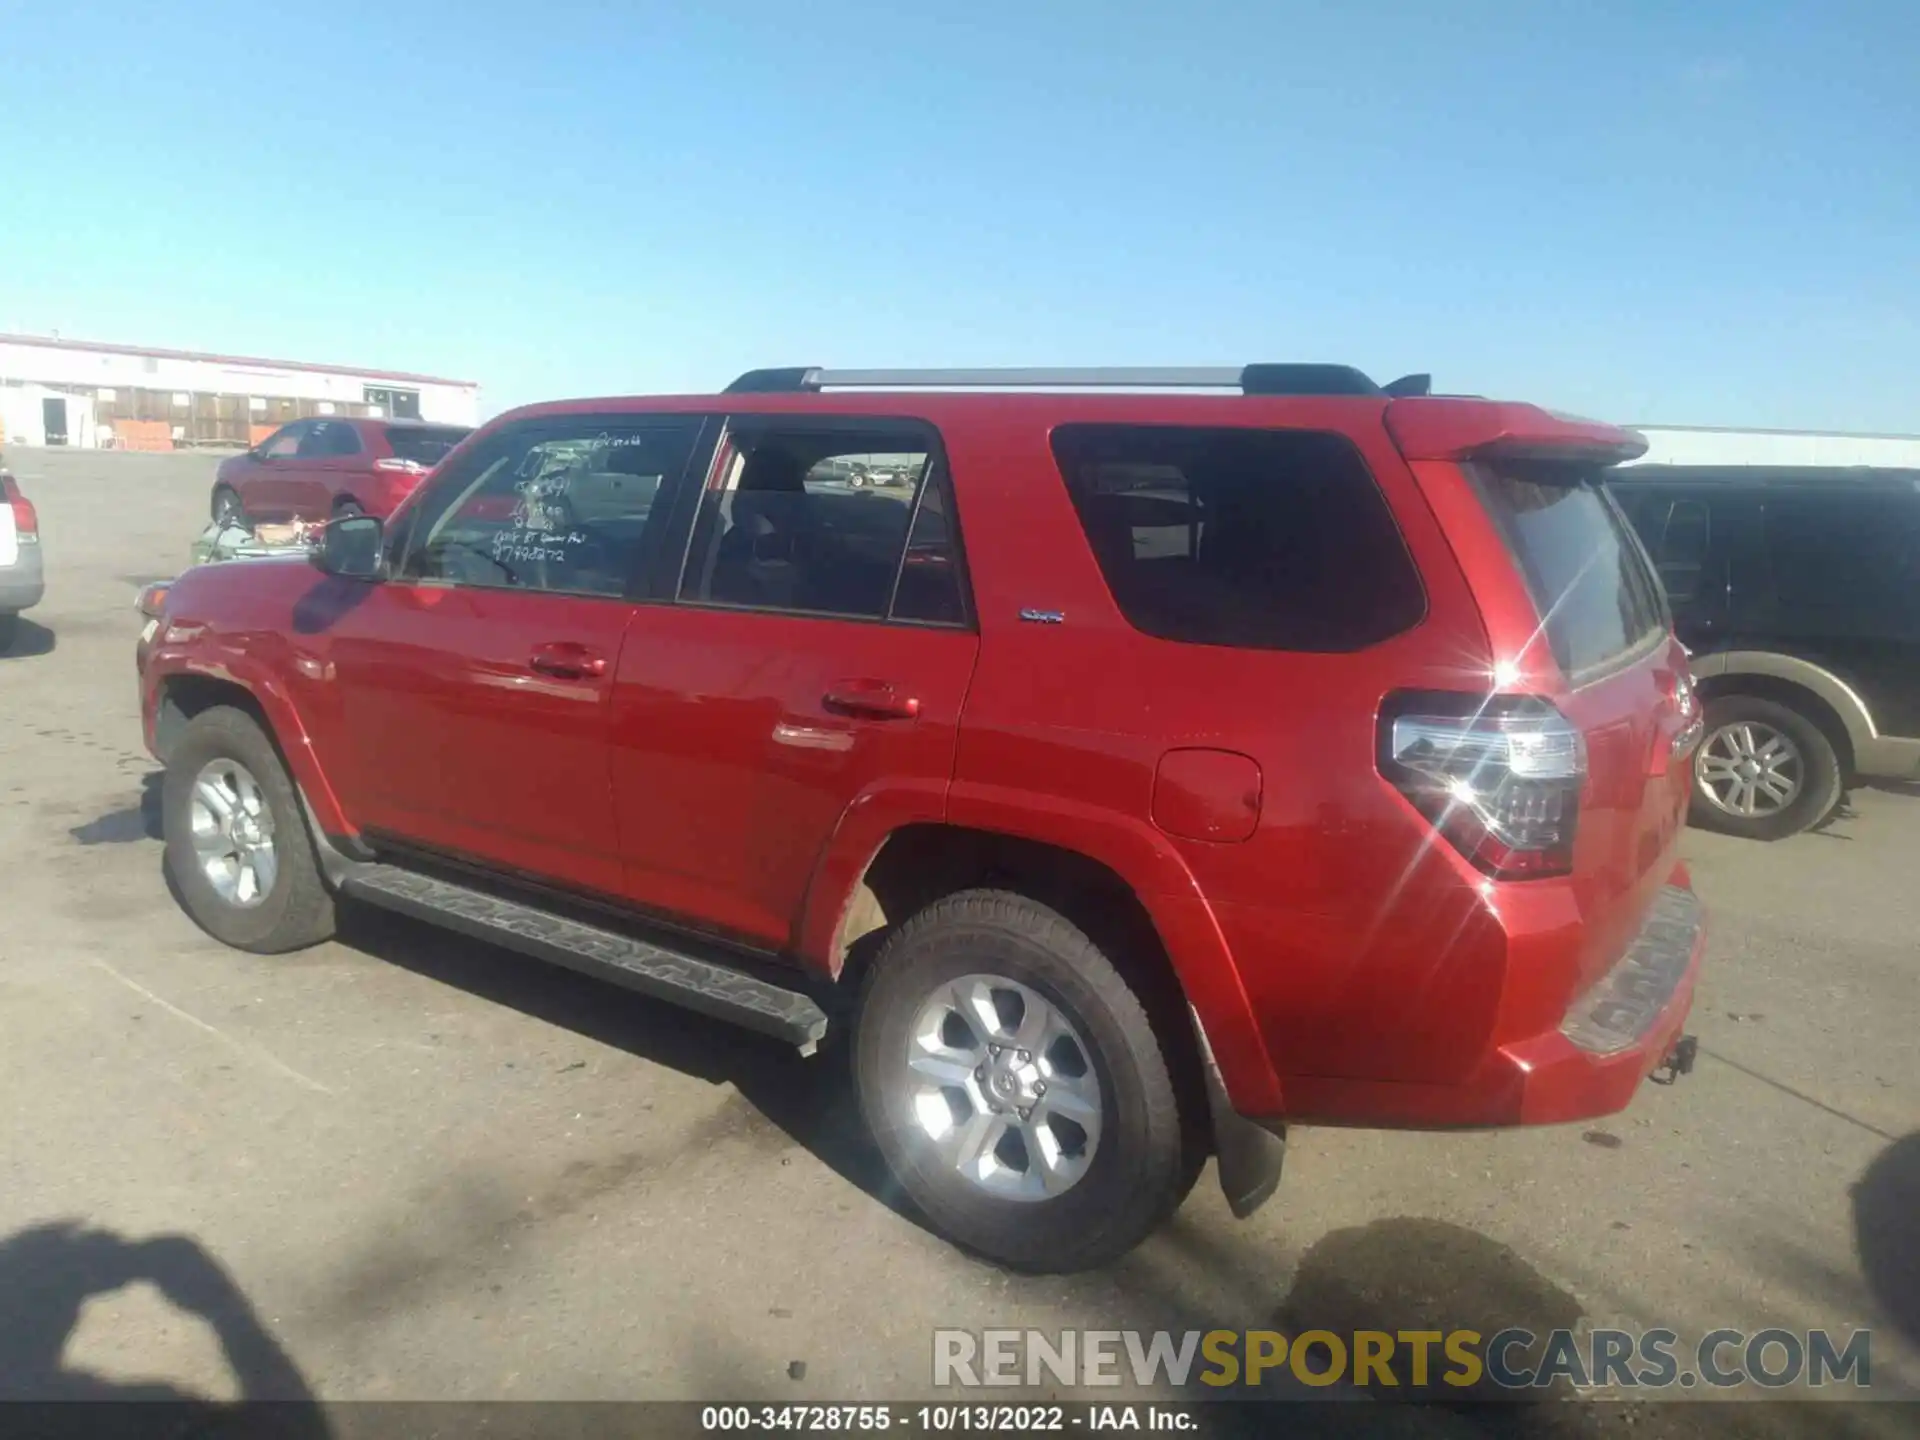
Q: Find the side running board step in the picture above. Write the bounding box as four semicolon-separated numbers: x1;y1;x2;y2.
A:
341;865;830;1054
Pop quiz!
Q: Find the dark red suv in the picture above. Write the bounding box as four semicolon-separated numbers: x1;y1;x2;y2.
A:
211;416;472;525
139;363;1706;1271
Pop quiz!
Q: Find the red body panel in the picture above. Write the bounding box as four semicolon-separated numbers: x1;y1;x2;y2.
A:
318;581;636;895
144;383;1702;1136
608;606;978;952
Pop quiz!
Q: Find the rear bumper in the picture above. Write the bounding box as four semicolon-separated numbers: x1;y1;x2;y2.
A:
1502;883;1703;1124
0;545;45;611
1269;879;1706;1130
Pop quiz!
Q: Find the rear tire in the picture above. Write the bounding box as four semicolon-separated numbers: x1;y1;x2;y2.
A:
1690;694;1842;841
212;485;245;526
331;497;364;519
855;889;1197;1273
162;706;336;953
0;613;18;653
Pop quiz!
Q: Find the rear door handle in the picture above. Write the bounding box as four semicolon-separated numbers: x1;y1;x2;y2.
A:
529;643;608;680
822;679;920;720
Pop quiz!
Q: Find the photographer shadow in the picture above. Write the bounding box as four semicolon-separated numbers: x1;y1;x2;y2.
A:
0;1220;327;1433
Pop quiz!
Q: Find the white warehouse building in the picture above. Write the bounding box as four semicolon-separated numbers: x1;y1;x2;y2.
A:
1622;424;1920;469
0;332;480;451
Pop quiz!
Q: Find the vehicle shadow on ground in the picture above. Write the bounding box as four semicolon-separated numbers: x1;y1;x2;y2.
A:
1859;778;1920;800
333;902;905;1213
1854;1131;1920;1346
0;617;56;658
69;771;164;845
1061;1216;1896;1438
0;1220;327;1432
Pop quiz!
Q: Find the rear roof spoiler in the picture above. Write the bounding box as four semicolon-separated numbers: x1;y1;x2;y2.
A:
1385;397;1648;465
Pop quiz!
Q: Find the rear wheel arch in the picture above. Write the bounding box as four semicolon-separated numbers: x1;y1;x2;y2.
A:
826;821;1235;1147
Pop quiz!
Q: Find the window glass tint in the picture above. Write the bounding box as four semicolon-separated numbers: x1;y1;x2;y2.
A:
400;420;699;597
388;425;470;465
296;422;338;458
1050;425;1424;651
259;425;302;458
323;422;363;457
1763;491;1918;613
680;428;952;621
1648;498;1710;602
891;474;966;624
1476;462;1666;680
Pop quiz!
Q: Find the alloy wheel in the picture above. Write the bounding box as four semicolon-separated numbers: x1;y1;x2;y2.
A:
189;757;279;907
1696;720;1803;818
903;974;1103;1201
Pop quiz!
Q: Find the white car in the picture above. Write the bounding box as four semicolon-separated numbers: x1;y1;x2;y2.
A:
0;467;44;652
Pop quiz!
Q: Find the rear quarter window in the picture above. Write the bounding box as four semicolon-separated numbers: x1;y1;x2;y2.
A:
1761;489;1919;617
1474;461;1667;682
1051;424;1425;652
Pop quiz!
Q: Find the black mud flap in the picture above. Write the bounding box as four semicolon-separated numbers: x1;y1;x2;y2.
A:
1192;1008;1286;1218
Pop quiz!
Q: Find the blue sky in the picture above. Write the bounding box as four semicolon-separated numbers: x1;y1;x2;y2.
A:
2;1;1915;428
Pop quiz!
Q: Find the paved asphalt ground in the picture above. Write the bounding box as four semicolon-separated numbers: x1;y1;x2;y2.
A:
0;448;1915;1436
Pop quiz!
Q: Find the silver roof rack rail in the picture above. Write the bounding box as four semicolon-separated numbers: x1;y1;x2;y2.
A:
723;364;1400;397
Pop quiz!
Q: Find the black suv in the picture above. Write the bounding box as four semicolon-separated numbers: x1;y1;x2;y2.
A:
1608;465;1920;839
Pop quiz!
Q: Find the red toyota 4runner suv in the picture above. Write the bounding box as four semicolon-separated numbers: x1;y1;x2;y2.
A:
138;364;1707;1272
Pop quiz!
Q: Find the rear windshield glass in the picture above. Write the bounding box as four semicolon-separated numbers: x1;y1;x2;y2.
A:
1475;461;1666;681
387;426;470;465
1051;425;1425;652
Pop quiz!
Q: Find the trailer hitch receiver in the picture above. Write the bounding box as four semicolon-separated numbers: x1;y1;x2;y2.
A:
1650;1033;1698;1086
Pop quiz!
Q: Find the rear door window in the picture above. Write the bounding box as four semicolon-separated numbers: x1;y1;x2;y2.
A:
298;421;358;458
678;422;968;625
388;426;470;466
1618;493;1712;604
1474;462;1667;682
1050;425;1424;651
322;422;364;457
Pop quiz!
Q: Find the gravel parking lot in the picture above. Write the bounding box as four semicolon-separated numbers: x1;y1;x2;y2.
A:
1;449;1915;1433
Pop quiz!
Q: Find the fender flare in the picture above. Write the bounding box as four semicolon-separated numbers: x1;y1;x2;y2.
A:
795;781;1284;1116
150;650;354;838
1689;650;1876;754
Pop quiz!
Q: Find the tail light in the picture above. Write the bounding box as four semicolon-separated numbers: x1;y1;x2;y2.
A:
373;457;427;475
1379;692;1587;879
1669;670;1704;762
136;581;172;620
2;474;36;542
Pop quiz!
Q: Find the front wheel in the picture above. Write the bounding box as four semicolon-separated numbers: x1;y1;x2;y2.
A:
1690;695;1843;841
212;485;245;527
162;706;337;952
855;889;1199;1272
